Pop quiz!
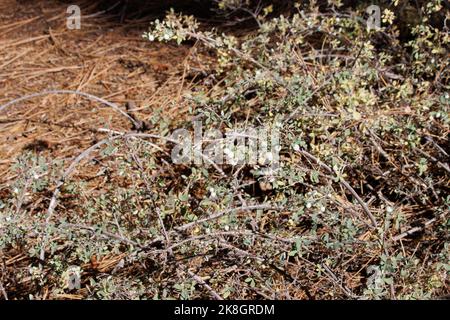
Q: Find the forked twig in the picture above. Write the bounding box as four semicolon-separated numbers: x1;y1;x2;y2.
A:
392;213;446;241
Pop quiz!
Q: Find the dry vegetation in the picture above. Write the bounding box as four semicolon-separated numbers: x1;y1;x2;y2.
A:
0;0;449;300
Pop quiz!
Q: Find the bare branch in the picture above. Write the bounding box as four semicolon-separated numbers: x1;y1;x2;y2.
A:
0;89;140;128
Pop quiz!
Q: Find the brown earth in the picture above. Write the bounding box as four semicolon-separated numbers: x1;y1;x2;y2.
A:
0;0;202;182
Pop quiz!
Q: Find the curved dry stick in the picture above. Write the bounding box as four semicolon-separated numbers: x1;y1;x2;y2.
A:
0;89;140;128
39;136;121;260
131;132;226;176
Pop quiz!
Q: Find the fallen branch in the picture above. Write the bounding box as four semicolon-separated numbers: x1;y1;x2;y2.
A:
186;269;223;300
38;129;229;260
40;137;120;260
392;213;446;241
0;89;140;128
